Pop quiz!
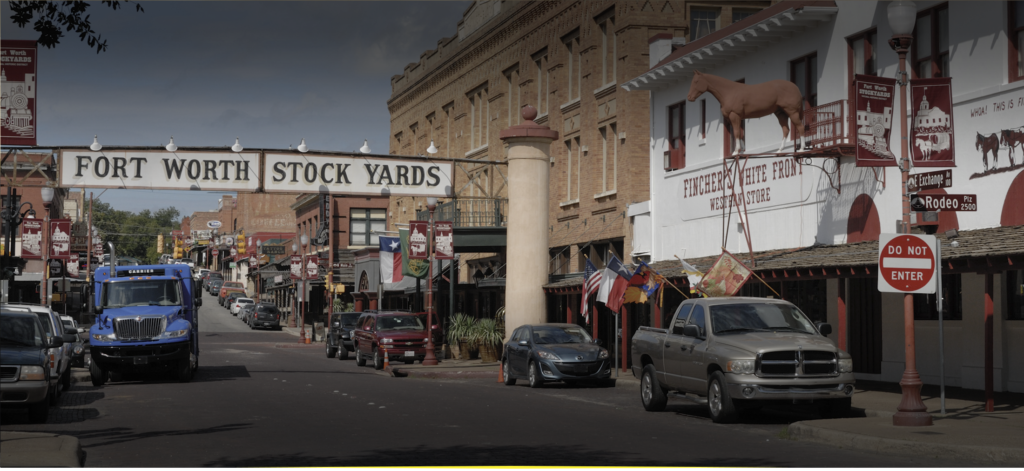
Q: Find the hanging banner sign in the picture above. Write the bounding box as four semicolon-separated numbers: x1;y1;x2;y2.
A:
290;255;302;279
20;219;43;259
263;154;453;197
261;244;285;255
854;74;898;167
50;219;72;260
434;221;453;260
1;40;38;146
408;221;429;259
68;254;80;278
59;150;261;192
910;77;955;167
305;255;319;279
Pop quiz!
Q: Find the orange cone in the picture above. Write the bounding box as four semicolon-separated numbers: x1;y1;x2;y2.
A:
382;346;389;369
497;360;504;383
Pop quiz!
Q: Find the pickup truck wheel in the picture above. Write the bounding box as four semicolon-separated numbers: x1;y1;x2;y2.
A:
502;359;516;386
28;398;49;423
708;371;738;424
640;365;667;411
373;348;384;370
89;360;106;386
337;346;349;360
61;367;71;388
528;361;543;388
48;382;61;405
326;341;337;359
355;343;366;366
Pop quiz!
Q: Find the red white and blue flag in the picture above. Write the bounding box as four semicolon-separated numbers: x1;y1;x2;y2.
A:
580;258;602;322
380;236;403;284
597;254;631;312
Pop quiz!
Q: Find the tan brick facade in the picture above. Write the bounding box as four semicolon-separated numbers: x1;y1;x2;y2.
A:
386;0;769;272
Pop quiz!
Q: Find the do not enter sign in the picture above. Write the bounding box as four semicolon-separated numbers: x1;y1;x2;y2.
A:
878;233;937;294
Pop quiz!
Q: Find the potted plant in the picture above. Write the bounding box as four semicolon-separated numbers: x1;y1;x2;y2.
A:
446;313;475;360
469;318;504;363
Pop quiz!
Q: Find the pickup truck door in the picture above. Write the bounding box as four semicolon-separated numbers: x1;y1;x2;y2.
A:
660;304;693;390
675;304;709;393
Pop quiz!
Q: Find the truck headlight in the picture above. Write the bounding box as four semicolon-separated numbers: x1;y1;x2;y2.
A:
92;333;116;343
380;338;393;344
727;360;756;375
536;350;560;360
19;365;45;381
598;350;609;359
838;359;853;373
160;329;189;339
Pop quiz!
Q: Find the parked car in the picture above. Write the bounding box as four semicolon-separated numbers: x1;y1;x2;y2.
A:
194;268;209;281
59;316;86;368
352;311;434;369
501;323;611;388
208;279;224;296
204;273;223;293
631;297;854;423
239;304;257;324
0;309;64;423
326;312;361;360
2;304;76;405
223;292;244;310
231;297;254;316
218;281;246;306
248;304;282;330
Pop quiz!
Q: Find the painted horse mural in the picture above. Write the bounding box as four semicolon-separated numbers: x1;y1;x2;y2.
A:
687;71;806;155
1000;129;1022;167
976;132;1000;170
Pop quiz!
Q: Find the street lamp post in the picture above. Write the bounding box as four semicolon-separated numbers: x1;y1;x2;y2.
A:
422;197;439;366
256;239;262;303
299;234;309;344
888;0;932;427
1;187;35;258
40;187;54;307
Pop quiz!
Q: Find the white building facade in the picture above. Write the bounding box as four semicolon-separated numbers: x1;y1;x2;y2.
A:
626;0;1024;394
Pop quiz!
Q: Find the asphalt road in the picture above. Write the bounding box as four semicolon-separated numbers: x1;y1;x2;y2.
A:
1;289;976;467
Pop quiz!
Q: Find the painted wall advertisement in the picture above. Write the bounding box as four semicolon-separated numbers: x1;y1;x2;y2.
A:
1;40;37;146
674;157;812;221
20;218;42;259
910;77;955;167
854;74;897;167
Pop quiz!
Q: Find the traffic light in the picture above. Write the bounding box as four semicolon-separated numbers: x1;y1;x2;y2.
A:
157;234;164;254
173;238;183;259
237;231;246;254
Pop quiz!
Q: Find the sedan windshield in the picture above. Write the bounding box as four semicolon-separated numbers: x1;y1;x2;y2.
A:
531;326;592;344
378;316;424;331
103;280;182;307
710;303;816;335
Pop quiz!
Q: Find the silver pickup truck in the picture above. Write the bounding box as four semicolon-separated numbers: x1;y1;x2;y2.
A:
631;297;855;423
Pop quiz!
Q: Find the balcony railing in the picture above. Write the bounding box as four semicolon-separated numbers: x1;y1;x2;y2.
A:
804;99;854;149
416;197;508;228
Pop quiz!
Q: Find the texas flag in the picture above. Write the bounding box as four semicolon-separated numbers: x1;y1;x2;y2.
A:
596;254;632;312
379;236;403;284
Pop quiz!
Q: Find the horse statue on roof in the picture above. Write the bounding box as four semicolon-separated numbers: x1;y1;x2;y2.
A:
687;70;806;156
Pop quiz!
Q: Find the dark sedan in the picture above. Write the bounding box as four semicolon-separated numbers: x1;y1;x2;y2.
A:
326;312;360;360
502;323;612;388
248;304;281;330
239;304;257;324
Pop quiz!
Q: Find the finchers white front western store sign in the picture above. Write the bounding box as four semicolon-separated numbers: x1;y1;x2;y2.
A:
262;153;453;197
60;150;260;192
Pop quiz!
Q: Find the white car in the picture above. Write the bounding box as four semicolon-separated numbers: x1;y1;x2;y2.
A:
2;304;76;404
231;298;254;316
194;268;210;281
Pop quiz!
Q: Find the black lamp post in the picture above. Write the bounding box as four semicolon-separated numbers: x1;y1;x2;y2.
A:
1;187;35;257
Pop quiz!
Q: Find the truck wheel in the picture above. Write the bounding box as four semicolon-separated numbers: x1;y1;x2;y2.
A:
326;341;337;359
337;346;349;360
49;382;61;405
355;343;366;367
640;365;668;412
818;397;852;418
61;367;71;388
89;360;106;387
528;361;543;388
502;359;516;386
176;359;192;383
28;398;49;423
708;371;738;424
372;348;384;370
109;371;123;382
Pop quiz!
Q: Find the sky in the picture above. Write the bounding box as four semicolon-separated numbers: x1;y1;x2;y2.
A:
1;1;470;218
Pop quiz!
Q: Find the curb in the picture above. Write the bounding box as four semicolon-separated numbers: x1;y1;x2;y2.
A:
786;421;1024;465
0;432;85;467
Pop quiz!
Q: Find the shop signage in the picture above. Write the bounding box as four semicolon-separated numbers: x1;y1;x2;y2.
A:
878;233;936;294
305;255;319;279
68;254;79;278
20;219;42;259
434;221;453;260
907;169;952;192
207;220;222;229
274;275;283;284
48;259;64;278
230;247;237;257
854;74;898;167
261;244;285;255
49;219;71;260
408;221;428;259
910;77;955;167
910;194;977;212
1;40;38;146
290;255;302;279
676;157;813;221
59;150;261;192
332;262;354;269
263;154;453;197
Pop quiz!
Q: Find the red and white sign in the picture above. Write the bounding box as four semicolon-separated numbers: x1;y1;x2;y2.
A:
854;74;898;167
408;221;428;259
212;248;219;257
49;219;72;260
68;254;80;278
878;233;937;294
305;255;319;279
434;221;453;260
230;247;238;257
20;219;42;259
290;255;302;280
910;77;955;167
1;40;38;146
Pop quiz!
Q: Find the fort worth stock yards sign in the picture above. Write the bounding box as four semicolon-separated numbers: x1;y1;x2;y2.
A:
59;150;453;197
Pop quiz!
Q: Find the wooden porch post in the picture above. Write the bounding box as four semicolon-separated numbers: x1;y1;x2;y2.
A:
985;273;994;412
838;278;847;351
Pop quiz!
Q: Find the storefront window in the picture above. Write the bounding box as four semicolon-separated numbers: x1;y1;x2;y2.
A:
1008;270;1024;320
913;273;961;320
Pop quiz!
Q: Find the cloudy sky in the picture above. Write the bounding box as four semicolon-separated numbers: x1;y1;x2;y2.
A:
1;1;469;217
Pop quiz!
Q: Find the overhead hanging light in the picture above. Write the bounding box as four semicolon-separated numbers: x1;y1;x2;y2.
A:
231;137;243;153
427;140;438;154
90;135;102;151
359;140;371;154
165;137;177;152
297;139;308;153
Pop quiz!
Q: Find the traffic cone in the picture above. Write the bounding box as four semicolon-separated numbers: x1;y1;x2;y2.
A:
497;360;504;383
382;346;389;370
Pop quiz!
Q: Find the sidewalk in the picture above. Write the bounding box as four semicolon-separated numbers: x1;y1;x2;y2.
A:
788;380;1024;465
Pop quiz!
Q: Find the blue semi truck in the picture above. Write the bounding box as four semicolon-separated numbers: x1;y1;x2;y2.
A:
88;249;201;385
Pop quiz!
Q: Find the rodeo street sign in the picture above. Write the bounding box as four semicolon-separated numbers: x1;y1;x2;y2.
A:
910;194;978;212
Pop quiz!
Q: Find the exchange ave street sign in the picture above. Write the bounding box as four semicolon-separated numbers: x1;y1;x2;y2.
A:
910;193;977;212
906;169;952;192
878;233;937;294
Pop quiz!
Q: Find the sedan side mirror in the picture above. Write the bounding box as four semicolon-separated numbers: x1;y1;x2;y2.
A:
65;327;78;336
593;339;603;346
816;322;833;336
682;324;701;338
62;334;78;343
518;340;528;346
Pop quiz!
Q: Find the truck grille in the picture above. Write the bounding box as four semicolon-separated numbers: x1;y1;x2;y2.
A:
757;350;837;377
0;366;18;381
114;317;164;340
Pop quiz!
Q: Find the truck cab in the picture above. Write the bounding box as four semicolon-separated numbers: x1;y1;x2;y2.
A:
88;264;201;385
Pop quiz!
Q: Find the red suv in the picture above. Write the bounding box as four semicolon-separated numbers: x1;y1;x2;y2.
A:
352;311;434;370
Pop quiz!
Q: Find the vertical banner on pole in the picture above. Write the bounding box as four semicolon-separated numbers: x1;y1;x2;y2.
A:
433;221;453;260
854;74;898;167
910;77;955;167
1;40;38;146
290;255;302;280
49;219;72;260
68;253;80;278
20;219;43;259
408;221;428;259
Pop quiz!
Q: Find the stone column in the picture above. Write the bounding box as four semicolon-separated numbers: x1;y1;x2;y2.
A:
500;106;559;341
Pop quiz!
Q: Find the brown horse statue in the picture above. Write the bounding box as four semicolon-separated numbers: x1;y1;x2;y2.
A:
687;70;806;155
1000;129;1021;166
977;132;1000;170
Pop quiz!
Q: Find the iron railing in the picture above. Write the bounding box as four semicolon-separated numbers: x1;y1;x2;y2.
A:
805;99;853;149
416;197;508;228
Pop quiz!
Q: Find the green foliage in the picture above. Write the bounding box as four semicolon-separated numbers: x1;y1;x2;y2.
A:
468;318;504;349
8;1;145;54
91;199;179;264
332;298;353;312
446;312;475;346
